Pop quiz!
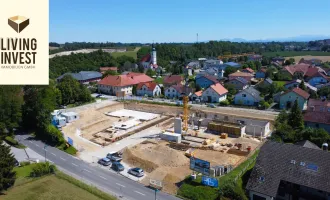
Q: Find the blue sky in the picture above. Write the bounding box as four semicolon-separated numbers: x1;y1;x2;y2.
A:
50;0;330;43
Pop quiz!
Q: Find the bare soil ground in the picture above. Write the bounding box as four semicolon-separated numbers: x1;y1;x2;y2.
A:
123;137;259;194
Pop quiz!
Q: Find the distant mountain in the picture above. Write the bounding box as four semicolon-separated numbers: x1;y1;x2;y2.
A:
217;35;330;43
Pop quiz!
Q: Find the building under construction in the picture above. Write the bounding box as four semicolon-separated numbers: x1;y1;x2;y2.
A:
207;120;246;137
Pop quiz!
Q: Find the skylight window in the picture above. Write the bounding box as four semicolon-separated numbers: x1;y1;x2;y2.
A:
307;164;318;171
259;176;265;182
290;160;296;164
300;162;305;166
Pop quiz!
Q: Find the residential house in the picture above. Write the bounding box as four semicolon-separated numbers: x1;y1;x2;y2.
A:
184;66;194;76
227;77;249;90
136;82;161;97
256;78;273;89
246;141;330;200
187;61;200;69
57;71;103;84
303;99;330;133
234;86;262;106
304;112;330;133
281;63;311;79
97;73;153;95
164;84;183;99
304;67;329;87
191;90;202;101
99;67;118;74
163;75;184;87
299;58;322;66
247;54;262;62
195;75;219;89
203;59;223;69
228;71;254;82
279;87;310;110
201;83;228;103
284;79;317;92
271;57;285;65
241;68;255;74
255;68;266;78
273;91;284;103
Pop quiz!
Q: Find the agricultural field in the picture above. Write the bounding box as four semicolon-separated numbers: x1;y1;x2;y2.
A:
262;51;330;57
111;47;140;59
287;55;330;63
111;50;137;59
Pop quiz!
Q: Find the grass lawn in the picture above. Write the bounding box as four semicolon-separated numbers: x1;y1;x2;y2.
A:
274;81;286;87
262;51;330;57
57;143;77;155
1;175;112;200
111;51;137;59
13;163;37;178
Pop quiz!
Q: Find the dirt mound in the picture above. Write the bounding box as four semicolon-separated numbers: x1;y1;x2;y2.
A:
131;142;189;167
123;148;158;173
162;174;182;194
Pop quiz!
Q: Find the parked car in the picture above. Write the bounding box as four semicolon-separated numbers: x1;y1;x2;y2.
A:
96;94;104;98
208;104;216;108
111;162;124;172
98;158;112;166
106;153;122;162
128;168;144;177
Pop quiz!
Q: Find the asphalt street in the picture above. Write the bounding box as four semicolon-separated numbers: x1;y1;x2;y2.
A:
15;134;181;200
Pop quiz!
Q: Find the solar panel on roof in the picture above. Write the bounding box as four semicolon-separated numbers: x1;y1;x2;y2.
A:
307;164;318;171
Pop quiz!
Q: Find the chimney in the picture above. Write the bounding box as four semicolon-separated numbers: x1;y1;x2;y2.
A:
322;143;328;151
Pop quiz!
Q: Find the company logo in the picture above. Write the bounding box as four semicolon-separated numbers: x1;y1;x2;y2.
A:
8;15;30;33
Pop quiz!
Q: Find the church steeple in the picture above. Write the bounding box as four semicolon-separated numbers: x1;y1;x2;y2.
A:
151;42;157;66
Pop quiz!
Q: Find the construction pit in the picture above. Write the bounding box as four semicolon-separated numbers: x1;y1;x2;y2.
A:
60;101;266;194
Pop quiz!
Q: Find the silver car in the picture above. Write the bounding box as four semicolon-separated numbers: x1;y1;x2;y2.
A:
128;168;144;177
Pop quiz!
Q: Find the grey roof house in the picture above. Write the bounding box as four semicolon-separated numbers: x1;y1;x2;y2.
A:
57;71;102;83
246;141;330;200
234;86;262;106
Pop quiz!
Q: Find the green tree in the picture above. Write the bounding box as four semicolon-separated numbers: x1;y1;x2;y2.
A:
318;87;330;99
254;61;262;70
0;86;23;137
224;67;237;77
300;128;330;147
287;99;304;131
146;68;155;77
0;142;16;192
102;70;119;78
299;80;307;91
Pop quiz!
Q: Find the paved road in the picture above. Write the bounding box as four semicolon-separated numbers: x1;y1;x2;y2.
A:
15;134;180;200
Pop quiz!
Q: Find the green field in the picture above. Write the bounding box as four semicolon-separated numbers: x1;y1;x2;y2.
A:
2;165;116;200
262;51;330;57
111;51;137;59
2;175;111;200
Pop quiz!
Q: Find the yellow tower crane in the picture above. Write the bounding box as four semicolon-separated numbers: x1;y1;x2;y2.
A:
182;70;190;132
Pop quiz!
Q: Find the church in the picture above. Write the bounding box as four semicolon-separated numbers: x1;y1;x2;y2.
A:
140;43;158;69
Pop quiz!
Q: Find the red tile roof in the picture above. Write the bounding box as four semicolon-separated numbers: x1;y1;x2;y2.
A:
229;72;254;77
307;99;330;112
100;67;117;72
136;82;158;91
304;111;330;125
194;90;203;97
281;87;310;99
98;73;153;87
259;68;267;73
210;83;228;95
283;64;311;76
141;54;151;62
243;68;254;73
163;75;184;84
171;84;184;93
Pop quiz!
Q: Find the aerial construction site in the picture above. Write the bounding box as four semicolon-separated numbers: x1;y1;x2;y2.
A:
59;99;275;194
